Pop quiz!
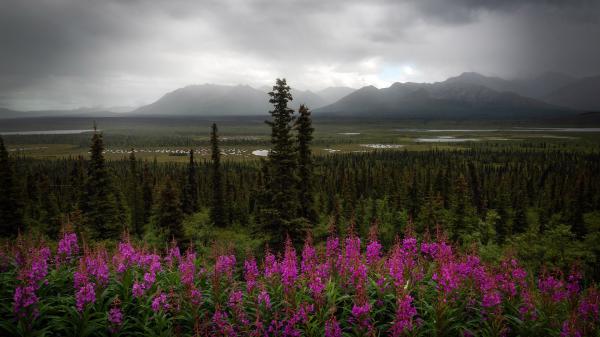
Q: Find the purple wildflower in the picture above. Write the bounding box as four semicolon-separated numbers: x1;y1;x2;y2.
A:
325;317;342;337
366;240;382;265
560;319;582;337
519;289;538;321
86;253;110;285
389;294;417;336
57;232;79;260
326;236;339;265
212;310;236;336
190;287;202;306
308;275;325;297
258;289;271;309
215;254;236;279
113;241;138;273
482;290;502;308
566;270;582;297
108;307;123;326
578;287;599;323
301;240;317;275
539;275;567;303
264;251;278;278
132;282;145;297
281;240;298;291
165;245;181;268
75;282;96;311
151;292;169;312
228;290;244;308
179;251;196;287
143;271;156;287
351;302;371;318
13;285;39;318
74;270;88;289
244;258;259;292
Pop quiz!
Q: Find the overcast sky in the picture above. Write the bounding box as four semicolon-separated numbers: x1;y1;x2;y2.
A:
1;0;599;110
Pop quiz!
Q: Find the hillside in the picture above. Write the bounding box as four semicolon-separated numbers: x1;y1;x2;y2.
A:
316;86;356;103
444;72;577;99
315;77;572;120
543;75;600;112
133;84;334;116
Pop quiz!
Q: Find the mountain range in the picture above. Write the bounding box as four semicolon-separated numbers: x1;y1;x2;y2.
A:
315;73;575;119
131;85;353;116
1;72;599;120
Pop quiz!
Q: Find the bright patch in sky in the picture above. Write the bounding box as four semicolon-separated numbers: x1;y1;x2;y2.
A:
378;64;420;84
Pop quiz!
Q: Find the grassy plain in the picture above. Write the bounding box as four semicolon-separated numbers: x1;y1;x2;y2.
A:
2;116;600;161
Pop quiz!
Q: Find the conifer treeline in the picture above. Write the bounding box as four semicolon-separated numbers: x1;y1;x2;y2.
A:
0;136;23;236
3;136;599;239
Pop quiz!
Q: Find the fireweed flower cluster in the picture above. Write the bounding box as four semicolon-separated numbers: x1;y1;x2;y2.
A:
179;250;196;287
243;258;259;292
325;317;342;337
13;244;51;318
389;294;417;336
215;254;236;280
107;297;123;333
75;282;96;311
151;292;169;312
281;239;299;292
128;251;162;298
108;307;123;330
3;232;600;336
365;239;382;265
57;232;79;262
263;250;278;279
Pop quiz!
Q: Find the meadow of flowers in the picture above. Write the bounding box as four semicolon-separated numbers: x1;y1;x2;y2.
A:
0;230;598;337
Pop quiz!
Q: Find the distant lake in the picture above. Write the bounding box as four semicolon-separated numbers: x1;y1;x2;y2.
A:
0;129;96;135
415;136;479;143
395;128;600;133
516;128;600;132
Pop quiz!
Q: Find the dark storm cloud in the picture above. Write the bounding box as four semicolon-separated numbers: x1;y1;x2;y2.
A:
0;0;599;109
412;0;600;24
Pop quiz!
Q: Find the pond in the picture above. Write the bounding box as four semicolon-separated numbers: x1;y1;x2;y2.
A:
252;149;269;157
415;136;479;143
0;129;96;135
360;144;405;149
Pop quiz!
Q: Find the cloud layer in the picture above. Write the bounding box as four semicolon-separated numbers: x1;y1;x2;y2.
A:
1;0;599;110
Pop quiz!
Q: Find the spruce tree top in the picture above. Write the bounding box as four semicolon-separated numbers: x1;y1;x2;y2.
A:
267;79;293;124
266;78;295;158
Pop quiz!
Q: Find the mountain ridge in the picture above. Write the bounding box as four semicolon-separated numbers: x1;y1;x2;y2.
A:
543;75;600;112
2;71;598;119
315;76;573;120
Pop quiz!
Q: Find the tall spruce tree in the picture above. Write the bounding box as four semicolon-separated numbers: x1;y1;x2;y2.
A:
262;78;302;244
294;104;317;224
80;124;119;239
209;123;226;227
254;159;274;227
38;174;61;237
0;136;24;236
450;174;477;242
128;150;144;237
182;149;199;214
68;156;86;211
153;176;184;243
141;162;154;225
